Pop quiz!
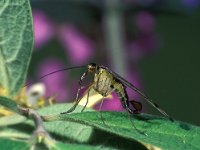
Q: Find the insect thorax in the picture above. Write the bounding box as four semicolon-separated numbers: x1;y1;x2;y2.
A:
93;68;128;101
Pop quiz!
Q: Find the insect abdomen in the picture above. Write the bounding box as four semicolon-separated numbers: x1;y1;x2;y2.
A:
113;82;128;102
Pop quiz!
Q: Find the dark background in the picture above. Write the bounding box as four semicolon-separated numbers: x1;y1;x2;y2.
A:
140;11;200;125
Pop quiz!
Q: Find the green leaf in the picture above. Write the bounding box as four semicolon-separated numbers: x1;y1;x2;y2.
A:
0;137;82;150
56;111;200;150
0;0;33;96
37;103;94;116
1;104;146;149
3;103;199;149
0;103;93;143
0;113;26;127
50;142;104;150
0;127;30;140
37;104;94;143
0;96;18;112
0;136;111;150
0;138;29;150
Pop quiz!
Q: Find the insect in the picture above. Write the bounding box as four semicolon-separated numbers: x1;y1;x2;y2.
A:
60;63;173;122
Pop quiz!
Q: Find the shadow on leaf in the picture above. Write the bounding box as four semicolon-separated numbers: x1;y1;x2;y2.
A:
88;128;148;150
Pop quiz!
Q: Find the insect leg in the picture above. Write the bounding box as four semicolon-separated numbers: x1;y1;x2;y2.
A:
112;83;142;114
75;71;88;103
98;95;110;127
61;71;88;114
81;87;91;112
121;101;132;113
60;87;82;114
61;98;81;114
125;108;147;136
120;98;146;135
111;83;146;135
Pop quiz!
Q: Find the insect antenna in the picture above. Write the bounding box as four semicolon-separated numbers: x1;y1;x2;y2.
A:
25;66;86;87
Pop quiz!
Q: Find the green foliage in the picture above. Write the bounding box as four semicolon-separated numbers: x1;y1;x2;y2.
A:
0;0;33;96
0;112;26;126
0;96;18;112
50;142;102;150
29;104;94;143
0;138;29;150
39;105;200;150
0;137;101;150
1;103;200;149
60;112;200;150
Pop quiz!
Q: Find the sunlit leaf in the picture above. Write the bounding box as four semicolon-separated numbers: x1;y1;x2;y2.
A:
0;114;26;127
0;107;14;116
0;104;146;149
0;0;33;96
54;111;200;150
0;86;8;97
30;104;94;143
2;103;199;149
0;128;30;140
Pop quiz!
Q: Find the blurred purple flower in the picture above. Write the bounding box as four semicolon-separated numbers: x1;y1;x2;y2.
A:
33;10;54;49
95;93;124;112
128;34;159;61
126;70;143;100
37;59;69;102
59;25;94;65
135;11;155;34
127;11;159;61
182;0;199;8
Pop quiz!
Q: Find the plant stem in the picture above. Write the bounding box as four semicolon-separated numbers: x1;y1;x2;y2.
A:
19;107;55;147
103;0;127;76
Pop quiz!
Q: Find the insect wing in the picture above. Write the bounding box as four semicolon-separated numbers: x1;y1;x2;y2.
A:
100;65;147;97
100;65;173;120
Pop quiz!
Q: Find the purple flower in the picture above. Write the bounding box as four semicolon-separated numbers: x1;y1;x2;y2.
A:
135;11;155;34
58;25;94;65
182;0;199;8
95;93;124;112
33;10;54;49
37;59;69;102
126;70;143;100
128;34;159;61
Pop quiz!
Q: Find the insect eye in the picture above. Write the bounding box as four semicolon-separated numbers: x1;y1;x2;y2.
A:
89;63;96;67
87;63;97;72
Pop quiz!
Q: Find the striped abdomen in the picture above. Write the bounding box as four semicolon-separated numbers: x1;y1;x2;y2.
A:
112;81;130;109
